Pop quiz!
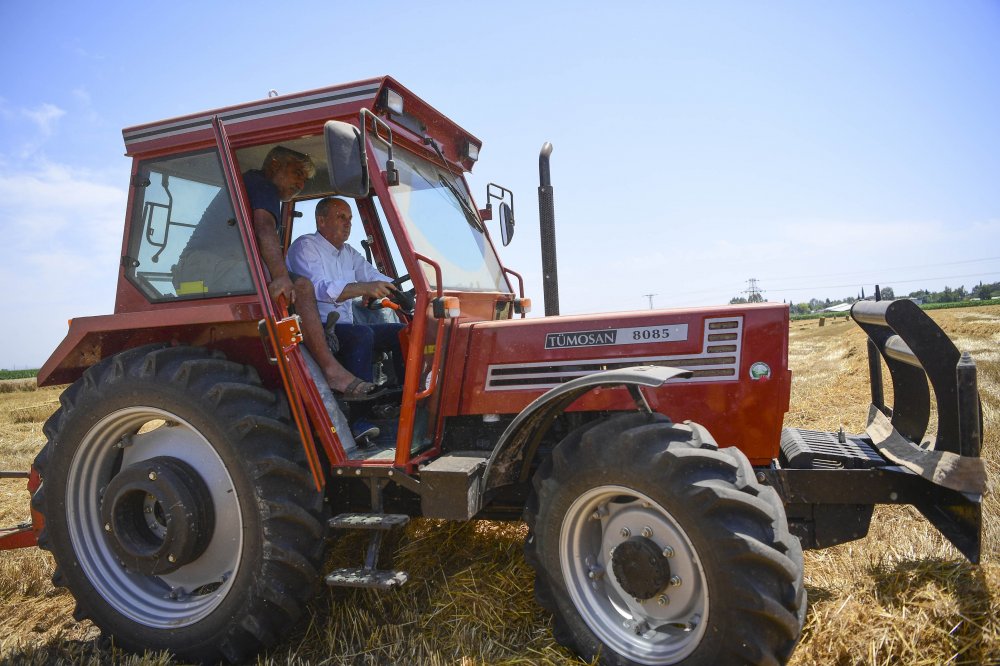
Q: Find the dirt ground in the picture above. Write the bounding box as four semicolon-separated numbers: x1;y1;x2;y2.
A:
0;305;996;665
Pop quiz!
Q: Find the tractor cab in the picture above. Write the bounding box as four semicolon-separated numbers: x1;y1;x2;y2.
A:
44;77;523;474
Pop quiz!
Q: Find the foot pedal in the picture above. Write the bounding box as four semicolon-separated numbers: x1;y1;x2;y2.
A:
370;402;401;420
326;567;408;590
329;513;409;531
353;426;380;448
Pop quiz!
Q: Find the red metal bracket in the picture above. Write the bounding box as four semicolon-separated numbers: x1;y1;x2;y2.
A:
275;314;303;352
0;468;41;550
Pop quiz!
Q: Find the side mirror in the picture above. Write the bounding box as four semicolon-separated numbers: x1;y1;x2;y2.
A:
486;182;515;246
499;202;515;246
324;120;369;198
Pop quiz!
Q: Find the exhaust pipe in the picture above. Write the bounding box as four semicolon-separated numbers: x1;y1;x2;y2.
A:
538;142;559;316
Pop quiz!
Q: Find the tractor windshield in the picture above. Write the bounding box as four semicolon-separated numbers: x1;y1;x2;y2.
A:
372;142;508;292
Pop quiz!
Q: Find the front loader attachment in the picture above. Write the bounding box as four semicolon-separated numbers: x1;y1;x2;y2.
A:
852;299;981;458
849;299;985;561
768;299;985;562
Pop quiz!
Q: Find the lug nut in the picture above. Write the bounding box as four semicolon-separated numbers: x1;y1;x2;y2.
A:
662;546;674;558
620;527;631;538
657;595;669;606
168;554;176;563
670;575;682;587
104;523;111;532
148;471;157;481
641;526;653;538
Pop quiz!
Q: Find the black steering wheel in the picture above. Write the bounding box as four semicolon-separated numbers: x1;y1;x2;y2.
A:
369;274;415;315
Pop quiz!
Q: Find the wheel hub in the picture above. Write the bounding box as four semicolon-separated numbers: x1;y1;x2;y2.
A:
611;536;672;600
101;456;215;575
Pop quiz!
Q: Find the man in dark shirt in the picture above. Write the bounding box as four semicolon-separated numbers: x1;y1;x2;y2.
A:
175;146;381;399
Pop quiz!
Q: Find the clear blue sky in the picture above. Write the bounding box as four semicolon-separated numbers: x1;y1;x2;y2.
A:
1;1;998;367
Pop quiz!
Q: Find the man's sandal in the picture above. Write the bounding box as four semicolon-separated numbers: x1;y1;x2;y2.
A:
336;378;404;403
335;378;384;402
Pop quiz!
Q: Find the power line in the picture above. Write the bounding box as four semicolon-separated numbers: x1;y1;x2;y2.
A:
662;269;1000;308
658;255;1000;300
758;255;1000;286
765;270;1000;295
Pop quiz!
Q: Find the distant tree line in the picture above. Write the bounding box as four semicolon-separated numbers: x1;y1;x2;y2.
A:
730;280;1000;314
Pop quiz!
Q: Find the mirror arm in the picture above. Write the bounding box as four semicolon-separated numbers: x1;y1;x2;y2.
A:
486;183;514;213
359;109;399;186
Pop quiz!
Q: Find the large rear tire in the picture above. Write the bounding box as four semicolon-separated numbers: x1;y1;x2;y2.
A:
524;413;805;665
32;345;326;663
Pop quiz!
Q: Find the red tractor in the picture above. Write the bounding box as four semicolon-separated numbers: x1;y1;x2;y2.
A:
0;76;985;665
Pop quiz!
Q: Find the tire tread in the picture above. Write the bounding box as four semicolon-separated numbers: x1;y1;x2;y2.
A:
32;345;326;664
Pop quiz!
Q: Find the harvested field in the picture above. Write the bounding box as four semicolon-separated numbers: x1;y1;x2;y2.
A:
0;306;996;665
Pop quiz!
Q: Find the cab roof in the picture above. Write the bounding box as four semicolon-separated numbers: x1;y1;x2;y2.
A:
122;76;482;172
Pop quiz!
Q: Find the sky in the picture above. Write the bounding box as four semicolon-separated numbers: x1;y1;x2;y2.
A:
1;1;998;368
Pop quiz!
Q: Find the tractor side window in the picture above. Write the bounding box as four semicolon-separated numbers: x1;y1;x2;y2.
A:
124;149;255;301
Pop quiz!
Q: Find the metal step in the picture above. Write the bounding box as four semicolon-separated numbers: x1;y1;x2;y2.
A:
326;567;409;590
329;512;410;531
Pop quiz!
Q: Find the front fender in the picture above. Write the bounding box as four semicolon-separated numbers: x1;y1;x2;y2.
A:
481;365;691;492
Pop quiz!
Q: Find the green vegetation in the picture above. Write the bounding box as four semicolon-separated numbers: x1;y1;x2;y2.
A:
0;369;38;381
922;299;1000;311
770;280;1000;317
789;298;999;321
790;312;850;321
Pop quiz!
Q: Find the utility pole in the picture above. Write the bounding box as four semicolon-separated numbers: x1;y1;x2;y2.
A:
643;293;657;309
743;278;764;303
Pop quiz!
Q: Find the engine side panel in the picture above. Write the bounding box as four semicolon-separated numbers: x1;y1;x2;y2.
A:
445;303;791;464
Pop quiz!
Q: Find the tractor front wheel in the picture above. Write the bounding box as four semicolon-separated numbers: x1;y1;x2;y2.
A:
32;345;326;663
525;413;805;666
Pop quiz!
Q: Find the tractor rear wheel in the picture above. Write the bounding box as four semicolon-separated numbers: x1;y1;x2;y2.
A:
32;345;326;663
524;413;805;666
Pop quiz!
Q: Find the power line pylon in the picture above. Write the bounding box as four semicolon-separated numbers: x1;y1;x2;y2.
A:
743;278;765;303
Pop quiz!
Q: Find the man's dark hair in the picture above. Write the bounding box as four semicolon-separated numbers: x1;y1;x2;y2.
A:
315;196;344;220
263;145;316;178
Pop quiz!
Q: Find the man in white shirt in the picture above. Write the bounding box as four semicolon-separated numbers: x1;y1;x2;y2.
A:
287;197;405;387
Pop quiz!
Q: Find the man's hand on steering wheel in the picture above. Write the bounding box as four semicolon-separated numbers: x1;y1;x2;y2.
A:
367;274;415;314
356;280;396;301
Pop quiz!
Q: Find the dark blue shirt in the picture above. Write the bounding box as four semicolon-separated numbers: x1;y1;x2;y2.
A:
243;169;281;224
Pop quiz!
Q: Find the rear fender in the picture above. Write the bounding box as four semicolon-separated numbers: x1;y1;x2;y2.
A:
39;307;261;386
481;365;691;492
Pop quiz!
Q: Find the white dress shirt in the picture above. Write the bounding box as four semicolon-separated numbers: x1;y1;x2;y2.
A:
287;231;392;324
